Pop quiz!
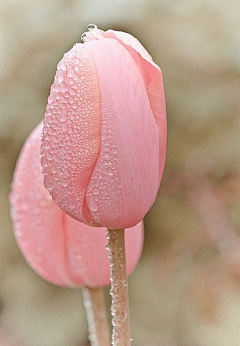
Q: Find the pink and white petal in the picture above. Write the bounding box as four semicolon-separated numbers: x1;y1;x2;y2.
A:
41;44;101;224
84;39;160;229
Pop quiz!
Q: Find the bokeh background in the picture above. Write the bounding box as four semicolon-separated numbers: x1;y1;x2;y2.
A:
1;0;240;345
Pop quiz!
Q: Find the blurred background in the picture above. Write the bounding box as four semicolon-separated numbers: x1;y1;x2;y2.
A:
1;0;240;345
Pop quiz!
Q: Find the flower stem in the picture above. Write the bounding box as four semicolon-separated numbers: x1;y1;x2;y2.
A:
107;229;131;346
82;287;110;346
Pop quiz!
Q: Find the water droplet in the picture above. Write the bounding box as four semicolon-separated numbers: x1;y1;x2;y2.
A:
44;178;53;190
41;156;47;168
65;153;72;160
53;154;58;162
60;82;68;93
60;110;67;122
60;177;70;187
88;197;99;212
67;67;74;78
46;151;52;160
87;23;97;31
53;84;60;93
48;94;55;104
60;64;66;71
69;88;76;96
51;163;57;173
52;135;58;144
63;168;70;178
93;187;99;196
73;74;79;81
61;122;68;132
107;167;113;176
81;32;87;42
58;71;64;83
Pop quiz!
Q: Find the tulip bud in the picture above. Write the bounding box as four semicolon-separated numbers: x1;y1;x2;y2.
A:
10;123;144;287
41;28;167;229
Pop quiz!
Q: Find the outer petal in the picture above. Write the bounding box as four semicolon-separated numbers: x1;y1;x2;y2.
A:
100;29;154;64
41;43;101;223
84;39;161;228
101;29;167;181
10;123;144;287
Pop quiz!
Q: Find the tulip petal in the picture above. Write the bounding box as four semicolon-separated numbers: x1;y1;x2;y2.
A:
101;29;154;64
101;29;167;179
41;29;167;229
10;123;81;286
41;44;101;223
84;39;161;228
65;216;144;287
10;123;144;287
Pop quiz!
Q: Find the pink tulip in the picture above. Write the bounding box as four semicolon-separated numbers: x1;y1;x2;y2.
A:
41;27;167;229
10;123;144;287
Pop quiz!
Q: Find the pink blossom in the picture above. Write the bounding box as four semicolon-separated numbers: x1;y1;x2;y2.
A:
10;123;144;287
41;28;167;229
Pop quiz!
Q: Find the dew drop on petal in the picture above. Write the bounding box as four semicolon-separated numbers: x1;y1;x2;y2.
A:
93;187;99;196
87;23;98;31
60;110;67;122
60;177;70;187
88;197;99;212
67;67;74;78
60;82;68;93
107;167;113;176
41;156;47;168
44;178;53;191
51;163;57;173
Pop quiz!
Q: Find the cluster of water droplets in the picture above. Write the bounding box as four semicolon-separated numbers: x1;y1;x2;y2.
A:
81;23;98;43
85;98;123;225
41;24;124;226
41;44;101;221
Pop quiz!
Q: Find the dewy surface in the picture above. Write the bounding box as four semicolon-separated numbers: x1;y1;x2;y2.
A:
41;45;101;224
41;28;167;229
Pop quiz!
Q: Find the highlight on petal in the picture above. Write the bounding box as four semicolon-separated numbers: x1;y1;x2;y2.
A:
10;123;144;287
